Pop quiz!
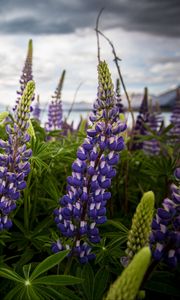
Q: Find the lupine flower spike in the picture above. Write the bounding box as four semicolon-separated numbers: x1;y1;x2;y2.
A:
169;87;180;145
131;87;149;150
52;61;127;263
115;78;124;114
33;95;41;122
150;168;180;268
143;101;163;155
14;39;34;111
121;191;154;266
46;70;65;131
106;247;151;300
0;81;35;231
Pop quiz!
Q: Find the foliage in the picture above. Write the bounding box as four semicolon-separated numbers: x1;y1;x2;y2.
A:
0;40;179;300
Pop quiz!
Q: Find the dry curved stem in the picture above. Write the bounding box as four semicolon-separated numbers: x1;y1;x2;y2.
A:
97;29;135;128
95;8;104;63
65;82;83;122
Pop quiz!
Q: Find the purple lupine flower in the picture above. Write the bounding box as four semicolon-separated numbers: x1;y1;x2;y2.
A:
131;87;149;150
33;95;41;122
0;81;35;231
142;103;162;155
143;104;163;155
52;61;126;263
169;87;180;145
46;70;65;131
14;40;34;112
115;79;124;114
150;168;180;268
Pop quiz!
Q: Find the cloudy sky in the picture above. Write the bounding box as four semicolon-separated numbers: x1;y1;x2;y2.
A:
0;0;179;107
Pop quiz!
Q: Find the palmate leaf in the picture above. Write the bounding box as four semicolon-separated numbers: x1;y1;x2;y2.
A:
30;250;69;280
33;275;83;285
93;267;109;300
52;286;82;300
23;264;32;280
81;263;94;300
3;284;24;300
0;267;24;283
80;264;109;300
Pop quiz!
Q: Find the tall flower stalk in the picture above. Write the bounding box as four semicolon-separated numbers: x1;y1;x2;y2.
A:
131;87;149;150
14;39;34;111
115;78;124;114
0;81;35;231
169;87;180;145
52;61;126;263
33;95;41;122
143;102;163;155
46;70;65;131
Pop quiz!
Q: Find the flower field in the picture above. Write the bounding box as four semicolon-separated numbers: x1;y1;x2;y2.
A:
0;40;179;300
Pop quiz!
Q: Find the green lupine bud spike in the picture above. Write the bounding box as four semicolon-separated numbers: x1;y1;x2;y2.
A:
105;247;151;300
98;61;114;103
27;39;33;59
16;81;35;129
125;191;154;262
53;69;66;101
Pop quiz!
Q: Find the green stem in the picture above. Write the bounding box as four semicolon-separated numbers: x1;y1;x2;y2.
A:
24;171;32;231
64;256;73;275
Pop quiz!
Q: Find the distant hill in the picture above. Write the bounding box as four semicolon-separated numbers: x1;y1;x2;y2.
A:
129;86;179;109
62;101;92;111
156;87;179;108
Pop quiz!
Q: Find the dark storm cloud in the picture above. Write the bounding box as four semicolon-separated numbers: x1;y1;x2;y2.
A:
0;0;180;37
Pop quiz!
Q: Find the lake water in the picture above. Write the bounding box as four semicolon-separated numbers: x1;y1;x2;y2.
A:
0;105;172;130
61;110;172;129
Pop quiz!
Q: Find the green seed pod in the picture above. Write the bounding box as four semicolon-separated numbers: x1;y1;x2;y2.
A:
105;247;151;300
125;191;154;261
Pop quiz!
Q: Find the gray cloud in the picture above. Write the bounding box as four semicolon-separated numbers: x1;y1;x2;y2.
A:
0;0;179;37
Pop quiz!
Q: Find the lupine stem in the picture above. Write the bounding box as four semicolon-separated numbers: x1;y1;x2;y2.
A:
24;171;32;230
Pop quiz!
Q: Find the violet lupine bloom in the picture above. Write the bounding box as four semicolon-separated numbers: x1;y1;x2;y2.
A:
47;70;65;131
14;39;34;111
169;87;180;145
150;168;180;267
131;87;149;150
142;105;163;155
0;81;35;231
115;79;124;114
52;61;126;263
33;95;41;122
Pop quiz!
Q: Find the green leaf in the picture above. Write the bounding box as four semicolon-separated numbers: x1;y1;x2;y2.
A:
52;286;82;300
33;275;83;285
32;217;53;236
3;284;24;300
23;264;32;280
38;287;66;299
27;120;36;140
81;263;94;300
93;268;109;300
26;286;43;300
13;219;26;234
0;111;9;123
106;220;128;233
0;267;24;283
30;250;69;280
